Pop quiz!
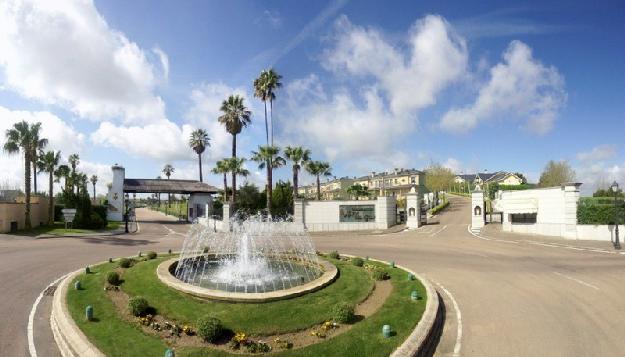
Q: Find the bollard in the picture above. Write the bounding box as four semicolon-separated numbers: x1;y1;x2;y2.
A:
85;266;90;274
411;290;419;301
109;257;113;263
365;256;369;261
168;249;172;254
74;281;82;290
407;273;415;281
165;348;175;357
389;261;395;268
138;251;142;257
85;305;94;321
382;324;392;338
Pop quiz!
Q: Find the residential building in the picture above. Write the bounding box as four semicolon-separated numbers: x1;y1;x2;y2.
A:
455;171;523;189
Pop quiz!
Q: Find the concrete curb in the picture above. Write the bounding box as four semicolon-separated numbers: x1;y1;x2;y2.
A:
340;254;442;357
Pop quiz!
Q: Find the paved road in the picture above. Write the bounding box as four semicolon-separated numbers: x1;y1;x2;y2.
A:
2;200;625;356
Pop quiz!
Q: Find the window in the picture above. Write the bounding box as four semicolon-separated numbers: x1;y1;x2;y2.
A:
394;179;398;184
411;176;416;184
510;213;537;224
339;205;375;222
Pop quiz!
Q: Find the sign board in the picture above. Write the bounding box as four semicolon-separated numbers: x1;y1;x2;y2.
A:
339;205;375;222
61;208;77;222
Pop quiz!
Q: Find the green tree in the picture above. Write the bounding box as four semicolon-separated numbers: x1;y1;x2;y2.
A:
251;145;286;216
305;161;332;200
68;153;80;194
538;160;576;187
225;157;250;202
211;159;230;202
162;164;174;207
253;68;283;146
90;175;98;201
513;172;528;184
271;180;294;218
235;183;265;214
218;95;251;204
4;121;45;229
425;163;455;200
30;129;48;195
284;146;311;201
189;129;211;182
37;150;61;225
55;164;71;193
347;183;369;200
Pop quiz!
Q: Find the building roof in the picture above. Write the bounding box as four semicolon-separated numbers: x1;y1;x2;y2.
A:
123;179;218;194
456;172;515;183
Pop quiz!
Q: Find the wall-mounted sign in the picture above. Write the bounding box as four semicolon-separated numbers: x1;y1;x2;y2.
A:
339;205;375;222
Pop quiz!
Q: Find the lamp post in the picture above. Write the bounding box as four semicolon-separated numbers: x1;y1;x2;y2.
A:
611;181;621;250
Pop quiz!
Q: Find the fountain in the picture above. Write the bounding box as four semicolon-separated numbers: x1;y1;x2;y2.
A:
159;216;337;301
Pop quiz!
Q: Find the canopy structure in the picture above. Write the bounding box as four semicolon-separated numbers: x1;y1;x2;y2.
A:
123;179;218;194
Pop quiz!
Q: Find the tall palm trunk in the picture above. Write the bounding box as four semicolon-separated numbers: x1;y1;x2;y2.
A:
316;174;321;200
267;163;273;216
231;134;237;204
32;160;38;194
48;171;54;225
92;183;96;201
198;153;203;182
270;99;274;146
223;173;228;202
24;154;32;229
167;175;171;208
292;165;299;200
263;101;269;145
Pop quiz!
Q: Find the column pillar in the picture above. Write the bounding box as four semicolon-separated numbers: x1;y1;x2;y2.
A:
406;186;421;229
293;199;305;228
562;182;581;238
471;190;485;232
222;203;232;232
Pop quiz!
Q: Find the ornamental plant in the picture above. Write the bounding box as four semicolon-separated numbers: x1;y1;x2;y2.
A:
197;315;223;343
372;269;390;281
106;271;122;286
118;258;134;268
146;251;157;260
328;251;340;259
331;302;355;323
128;296;149;316
351;257;364;267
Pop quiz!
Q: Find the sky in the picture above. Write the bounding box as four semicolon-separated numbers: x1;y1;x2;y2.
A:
0;0;624;196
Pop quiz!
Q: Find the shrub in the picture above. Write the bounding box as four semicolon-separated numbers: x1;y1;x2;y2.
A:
327;251;340;259
351;257;364;267
577;199;625;225
197;315;223;343
128;297;149;316
54;205;64;222
332;302;355;323
372;269;390;281
106;271;122;286
146;251;157;260
118;258;134;268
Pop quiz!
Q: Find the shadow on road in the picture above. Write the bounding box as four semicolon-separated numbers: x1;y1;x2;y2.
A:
36;235;154;246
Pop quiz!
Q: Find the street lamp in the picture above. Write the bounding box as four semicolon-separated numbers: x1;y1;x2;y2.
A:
611;181;621;250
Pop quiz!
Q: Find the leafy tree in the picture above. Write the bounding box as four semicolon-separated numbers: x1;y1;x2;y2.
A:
37;150;60;225
235;183;265;214
305;161;332;200
211;159;230;202
225;157;249;202
347;183;369;200
425;163;455;199
251;145;286;216
538;160;575;187
271;180;294;218
162;164;174;207
90;175;98;201
284;146;311;200
189;129;211;182
218;95;251;203
55;164;71;193
513;172;528;184
4;121;45;229
593;187;624;198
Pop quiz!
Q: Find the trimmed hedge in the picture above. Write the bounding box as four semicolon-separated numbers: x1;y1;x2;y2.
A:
128;297;149;316
196;316;223;342
429;200;450;215
331;302;355;323
577;200;625;225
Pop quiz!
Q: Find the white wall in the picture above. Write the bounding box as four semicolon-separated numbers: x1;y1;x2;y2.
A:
299;197;396;232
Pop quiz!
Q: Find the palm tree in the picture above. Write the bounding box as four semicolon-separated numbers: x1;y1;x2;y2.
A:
305;161;332;200
265;69;282;146
162;164;174;207
251;146;286;216
30;128;48;195
347;183;369;200
68;154;80;194
225;157;250;203
77;173;89;196
218;95;251;204
90;175;98;201
37;150;60;225
4;121;41;229
55;164;70;193
189;129;211;182
254;70;270;145
155;176;162;207
284;146;311;201
211;159;230;202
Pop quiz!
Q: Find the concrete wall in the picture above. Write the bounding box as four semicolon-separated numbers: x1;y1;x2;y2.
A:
0;197;49;233
107;165;125;221
188;193;212;221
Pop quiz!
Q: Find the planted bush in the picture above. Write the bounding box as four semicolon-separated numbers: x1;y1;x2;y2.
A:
118;258;134;268
328;251;340;259
332;302;355;323
146;251;157;260
128;296;149;316
372;269;390;281
351;257;364;267
197;315;223;343
106;271;122;286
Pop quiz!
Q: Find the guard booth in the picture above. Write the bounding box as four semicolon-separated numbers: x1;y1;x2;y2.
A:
107;165;218;222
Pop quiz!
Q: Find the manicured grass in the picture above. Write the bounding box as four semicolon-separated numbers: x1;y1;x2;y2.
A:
15;221;120;236
122;257;374;334
149;201;188;219
67;256;426;357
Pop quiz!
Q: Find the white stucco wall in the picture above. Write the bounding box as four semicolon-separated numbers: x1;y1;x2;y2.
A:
299;197;396;232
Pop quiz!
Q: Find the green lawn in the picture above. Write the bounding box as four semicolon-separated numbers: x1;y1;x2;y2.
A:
15;221;120;236
67;255;426;357
149;201;188;219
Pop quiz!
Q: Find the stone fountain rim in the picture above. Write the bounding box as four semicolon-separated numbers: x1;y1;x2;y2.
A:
157;257;338;303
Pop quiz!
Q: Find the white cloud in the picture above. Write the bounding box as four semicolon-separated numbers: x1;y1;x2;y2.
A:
323;15;468;115
256;10;282;29
575;162;625;195
441;40;566;135
443;158;462;173
0;0;167;124
576;144;617;162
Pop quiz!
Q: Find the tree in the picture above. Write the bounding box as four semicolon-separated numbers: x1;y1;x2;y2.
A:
253;68;282;146
55;164;71;193
347;183;369;200
162;164;174;207
189;129;211;182
30;128;48;195
225;157;250;202
68;154;80;194
513;172;528;184
211;159;230;202
284;146;311;201
235;183;265;214
4;121;43;229
37;150;60;225
305;161;332;200
253;70;270;146
425;163;455;199
218;95;251;204
538;160;575;187
251;146;286;216
271;180;294;218
90;175;98;201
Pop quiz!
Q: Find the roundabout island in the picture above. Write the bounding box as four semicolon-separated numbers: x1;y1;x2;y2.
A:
50;218;439;356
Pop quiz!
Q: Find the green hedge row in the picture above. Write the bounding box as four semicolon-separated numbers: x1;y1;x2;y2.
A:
577;200;625;225
429;200;450;215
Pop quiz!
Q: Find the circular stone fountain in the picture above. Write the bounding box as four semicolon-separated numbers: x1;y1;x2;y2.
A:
157;217;337;302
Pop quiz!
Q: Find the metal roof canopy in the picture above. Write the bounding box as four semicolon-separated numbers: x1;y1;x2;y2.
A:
123;178;218;194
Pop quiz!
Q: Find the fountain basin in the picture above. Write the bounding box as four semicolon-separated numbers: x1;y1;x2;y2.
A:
157;257;338;303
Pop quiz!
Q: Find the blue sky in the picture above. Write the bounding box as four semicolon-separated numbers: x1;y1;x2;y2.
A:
0;0;624;195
